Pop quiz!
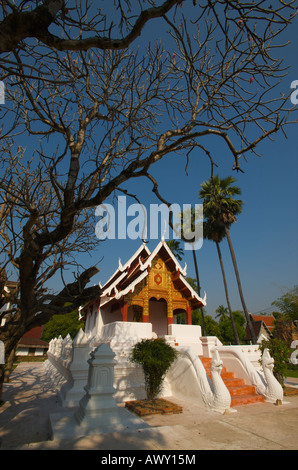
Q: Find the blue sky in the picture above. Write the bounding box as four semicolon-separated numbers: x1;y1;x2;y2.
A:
83;4;298;318
89;118;298;317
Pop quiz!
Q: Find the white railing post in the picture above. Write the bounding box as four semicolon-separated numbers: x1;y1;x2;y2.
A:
61;329;92;407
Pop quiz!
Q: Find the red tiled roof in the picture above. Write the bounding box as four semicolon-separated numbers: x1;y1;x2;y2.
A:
251;315;275;330
18;338;48;347
22;326;44;339
18;326;48;348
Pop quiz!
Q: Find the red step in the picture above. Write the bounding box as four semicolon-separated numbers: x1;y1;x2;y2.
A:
199;356;265;407
230;394;265;407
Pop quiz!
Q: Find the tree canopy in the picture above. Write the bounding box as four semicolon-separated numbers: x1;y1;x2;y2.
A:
272;286;298;323
193;308;246;344
42;307;84;342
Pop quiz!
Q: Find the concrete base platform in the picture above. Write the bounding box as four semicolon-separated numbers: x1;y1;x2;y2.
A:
2;362;298;450
49;406;151;440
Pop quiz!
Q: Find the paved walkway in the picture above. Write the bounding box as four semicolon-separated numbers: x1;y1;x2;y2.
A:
0;362;298;450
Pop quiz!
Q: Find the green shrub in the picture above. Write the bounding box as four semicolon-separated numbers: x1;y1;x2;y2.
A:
42;309;84;342
259;338;290;387
130;338;178;401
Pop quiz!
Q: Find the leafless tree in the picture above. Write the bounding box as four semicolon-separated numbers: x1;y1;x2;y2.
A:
0;0;187;53
0;1;297;393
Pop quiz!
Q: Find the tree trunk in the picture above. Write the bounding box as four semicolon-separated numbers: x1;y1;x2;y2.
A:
225;226;257;344
192;247;207;336
0;365;4;401
0;328;23;400
216;241;240;345
3;346;17;383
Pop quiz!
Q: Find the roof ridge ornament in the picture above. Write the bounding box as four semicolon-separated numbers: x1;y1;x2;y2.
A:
138;255;145;270
114;284;120;299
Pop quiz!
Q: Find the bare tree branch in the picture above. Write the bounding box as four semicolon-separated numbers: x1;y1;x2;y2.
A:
0;0;184;53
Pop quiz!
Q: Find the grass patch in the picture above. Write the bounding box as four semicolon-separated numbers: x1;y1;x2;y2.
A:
14;356;46;363
286;368;298;378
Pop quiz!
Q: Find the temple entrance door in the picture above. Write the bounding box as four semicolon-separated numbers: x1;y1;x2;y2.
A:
149;298;168;337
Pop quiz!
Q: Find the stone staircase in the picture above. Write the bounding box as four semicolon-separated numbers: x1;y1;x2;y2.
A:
199;356;265;407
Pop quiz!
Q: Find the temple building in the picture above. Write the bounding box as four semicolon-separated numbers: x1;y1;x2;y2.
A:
81;239;206;338
46;242;284;414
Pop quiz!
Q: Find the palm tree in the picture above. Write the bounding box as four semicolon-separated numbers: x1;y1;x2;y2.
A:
166;239;184;261
215;305;229;321
175;208;207;336
199;175;257;344
203;217;240;344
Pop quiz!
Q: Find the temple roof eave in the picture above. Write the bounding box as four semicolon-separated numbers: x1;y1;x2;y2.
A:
174;272;207;308
100;268;206;311
138;240;187;276
100;270;149;308
82;239;207;314
101;242;151;293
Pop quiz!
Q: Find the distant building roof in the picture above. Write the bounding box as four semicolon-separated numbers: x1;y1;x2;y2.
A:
17;325;48;349
245;314;274;343
22;326;44;339
18;338;49;348
251;315;275;331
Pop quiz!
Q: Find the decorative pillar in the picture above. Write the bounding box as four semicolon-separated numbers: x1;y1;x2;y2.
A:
142;311;149;322
121;302;128;322
143;278;149;323
62;329;92;408
186;306;193;325
167;273;173;331
74;343;147;433
142;300;149;323
75;343;117;427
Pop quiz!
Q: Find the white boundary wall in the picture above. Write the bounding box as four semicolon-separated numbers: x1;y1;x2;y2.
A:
45;322;274;410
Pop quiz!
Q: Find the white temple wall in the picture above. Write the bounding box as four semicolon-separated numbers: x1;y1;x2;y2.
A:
88;306;122;339
94;321;153;348
168;324;203;356
101;307;121;325
85;304;101;340
88;301;172;340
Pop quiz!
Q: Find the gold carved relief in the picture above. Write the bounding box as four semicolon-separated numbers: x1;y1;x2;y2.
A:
149;257;168;291
167;272;173;318
123;256;189;318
